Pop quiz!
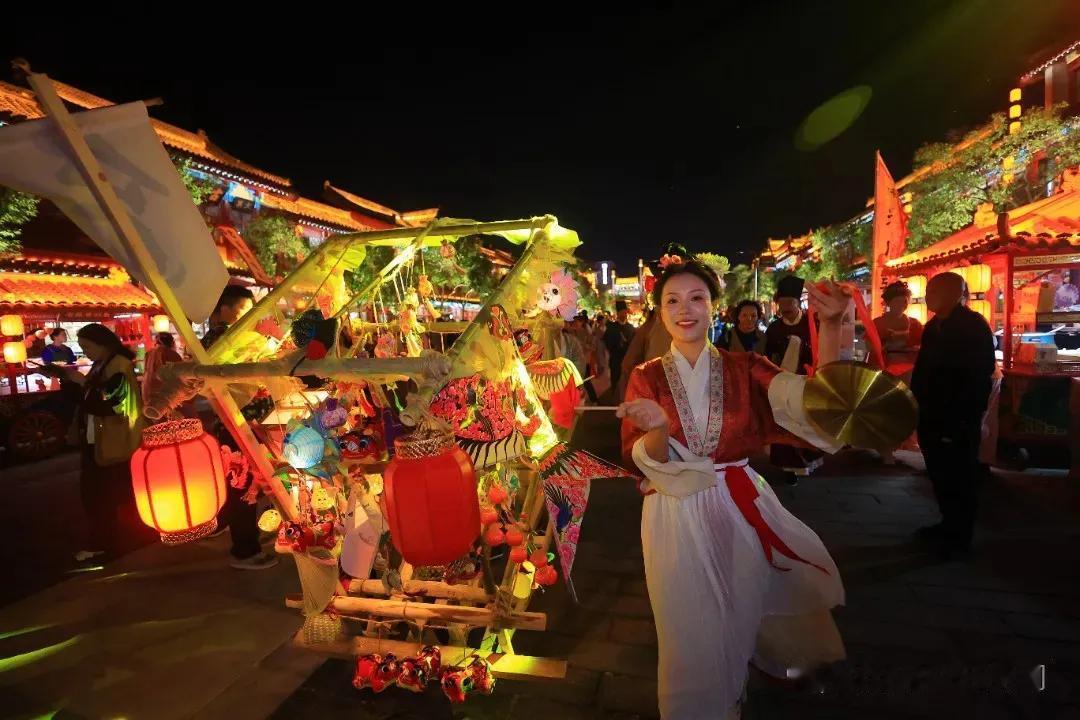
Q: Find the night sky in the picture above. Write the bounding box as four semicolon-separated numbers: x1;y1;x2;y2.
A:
3;3;1078;270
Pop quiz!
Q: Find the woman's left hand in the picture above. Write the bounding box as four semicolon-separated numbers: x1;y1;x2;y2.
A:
807;280;852;324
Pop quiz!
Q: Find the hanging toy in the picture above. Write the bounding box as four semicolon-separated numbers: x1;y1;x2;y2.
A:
466;654;496;695
283;426;326;469
318;398;349;430
535;269;580;322
397;297;425;358
396;657;427;693
487;484;509;506
340;431;381;461
417;646;441;677
418;274;434;298
513;328;542;364
504;526;525;547
439;238;456;260
370;653;400;693
352;654;382;690
509;546;528;564
311;486;335;512
440;668;473;704
257;508;283;533
483;524;506;547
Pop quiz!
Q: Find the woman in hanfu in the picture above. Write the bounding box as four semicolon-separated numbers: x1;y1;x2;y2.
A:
617;259;850;720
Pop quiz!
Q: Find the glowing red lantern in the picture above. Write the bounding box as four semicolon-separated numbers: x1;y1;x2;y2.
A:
130;419;226;544
382;426;480;566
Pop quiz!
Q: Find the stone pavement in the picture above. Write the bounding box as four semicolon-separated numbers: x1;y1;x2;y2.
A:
4;411;1080;718
275;412;1080;719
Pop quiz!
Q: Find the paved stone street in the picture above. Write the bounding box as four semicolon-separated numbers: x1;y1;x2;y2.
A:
274;412;1080;719
3;411;1079;719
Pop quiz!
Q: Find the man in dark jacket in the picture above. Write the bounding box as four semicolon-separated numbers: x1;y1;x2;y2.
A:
910;272;996;554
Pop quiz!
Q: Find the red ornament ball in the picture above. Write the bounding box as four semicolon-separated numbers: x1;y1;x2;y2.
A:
504;526;525;547
536;565;559;586
530;548;549;567
480;508;499;527
486;485;509;505
509;546;528;564
483;525;506;546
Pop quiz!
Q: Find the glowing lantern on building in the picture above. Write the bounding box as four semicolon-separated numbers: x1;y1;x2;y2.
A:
3;342;27;364
130;419;226;544
907;303;928;324
959;265;991;294
902;275;927;299
152;315;171;333
968;299;992;323
382;425;480;566
0;315;24;337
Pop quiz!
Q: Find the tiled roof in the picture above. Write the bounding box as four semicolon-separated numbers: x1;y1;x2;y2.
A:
0;263;158;311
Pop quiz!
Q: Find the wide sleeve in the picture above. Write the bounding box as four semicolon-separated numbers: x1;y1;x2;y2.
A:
620;365;659;473
748;353;843;454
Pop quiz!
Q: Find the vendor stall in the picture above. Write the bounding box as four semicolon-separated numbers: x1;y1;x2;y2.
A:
0;251;161;460
884;189;1080;476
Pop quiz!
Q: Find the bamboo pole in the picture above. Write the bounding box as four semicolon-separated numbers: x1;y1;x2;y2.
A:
26;74;298;522
284;594;547;631
331;217;551;247
165;353;449;384
290;631;567;681
348;578;492;603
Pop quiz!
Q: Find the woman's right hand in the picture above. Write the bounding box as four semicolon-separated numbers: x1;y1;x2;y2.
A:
616;397;669;432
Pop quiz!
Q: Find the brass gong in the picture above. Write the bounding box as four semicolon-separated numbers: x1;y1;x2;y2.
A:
802;361;918;452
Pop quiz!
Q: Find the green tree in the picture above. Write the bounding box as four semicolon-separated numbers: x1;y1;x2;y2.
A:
0;188;39;255
244;214;309;277
721;263;754;308
171;155;219;205
906;104;1080;252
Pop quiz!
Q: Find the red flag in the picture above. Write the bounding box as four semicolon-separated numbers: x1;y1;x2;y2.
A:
870;152;909;317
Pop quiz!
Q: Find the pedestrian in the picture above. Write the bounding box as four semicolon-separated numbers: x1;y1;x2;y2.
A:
873;280;923;374
142;332;183;400
41;328;77;364
910;271;995;556
201;285;279;570
718;299;767;354
44;323;152;562
603;300;635;401
617;258;848;719
765;276;822;485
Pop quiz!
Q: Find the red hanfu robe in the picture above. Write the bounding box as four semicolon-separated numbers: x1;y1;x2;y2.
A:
621;346;845;720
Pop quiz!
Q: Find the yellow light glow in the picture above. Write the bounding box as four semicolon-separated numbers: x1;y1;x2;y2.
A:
3;341;27;364
902;275;927;299
0;315;24;337
969;299;991;322
1009;121;1021;135
907;303;927;324
1003;156;1015;170
1009;104;1021;119
1009;88;1022;103
152;315;171;333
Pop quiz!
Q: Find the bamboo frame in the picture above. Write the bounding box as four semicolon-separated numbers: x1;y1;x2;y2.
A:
285;594;547;631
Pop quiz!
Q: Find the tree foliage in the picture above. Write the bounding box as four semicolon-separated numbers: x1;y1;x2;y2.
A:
0;188;39;255
244;214;309;277
906;104;1080;252
171;155;219;205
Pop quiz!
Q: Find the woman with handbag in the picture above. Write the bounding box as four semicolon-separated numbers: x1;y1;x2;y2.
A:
48;323;150;563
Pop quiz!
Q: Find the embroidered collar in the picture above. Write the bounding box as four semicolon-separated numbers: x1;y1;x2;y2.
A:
660;344;724;456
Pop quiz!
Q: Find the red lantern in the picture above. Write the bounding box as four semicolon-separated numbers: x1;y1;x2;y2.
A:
130;419;226;544
382;425;480;566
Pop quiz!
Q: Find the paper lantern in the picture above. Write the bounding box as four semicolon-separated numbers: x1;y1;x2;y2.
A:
382;425;480;566
0;315;24;337
283;426;325;469
969;299;992;323
130;419;226;544
152;315;171;333
902;275;927;299
3;342;27;364
907;303;927;324
961;264;991;294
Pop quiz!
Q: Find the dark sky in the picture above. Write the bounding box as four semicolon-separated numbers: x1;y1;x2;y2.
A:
3;3;1079;270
